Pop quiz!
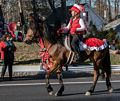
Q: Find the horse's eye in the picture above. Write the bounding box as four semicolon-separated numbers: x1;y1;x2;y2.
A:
29;34;34;38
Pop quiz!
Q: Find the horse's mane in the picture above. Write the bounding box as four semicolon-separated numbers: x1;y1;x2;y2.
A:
29;13;62;44
43;23;58;44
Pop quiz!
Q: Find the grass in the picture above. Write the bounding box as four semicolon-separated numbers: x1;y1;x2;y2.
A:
14;42;40;65
1;42;120;65
110;54;120;65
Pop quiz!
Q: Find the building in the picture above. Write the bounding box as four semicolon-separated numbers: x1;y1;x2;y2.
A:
103;18;120;38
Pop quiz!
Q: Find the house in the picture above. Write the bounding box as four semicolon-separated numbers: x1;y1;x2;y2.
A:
84;4;106;30
46;3;106;30
103;18;120;38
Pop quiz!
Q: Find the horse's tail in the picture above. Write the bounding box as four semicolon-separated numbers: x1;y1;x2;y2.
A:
102;47;111;77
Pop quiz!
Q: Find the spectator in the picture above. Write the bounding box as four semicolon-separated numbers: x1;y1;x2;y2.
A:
110;49;120;54
0;34;16;80
103;38;110;46
14;30;23;42
109;40;117;50
8;22;17;40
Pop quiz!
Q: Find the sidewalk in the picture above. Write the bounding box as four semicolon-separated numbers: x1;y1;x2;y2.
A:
0;65;120;77
0;65;42;77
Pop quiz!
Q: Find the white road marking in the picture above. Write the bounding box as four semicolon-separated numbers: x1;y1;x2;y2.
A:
0;80;120;87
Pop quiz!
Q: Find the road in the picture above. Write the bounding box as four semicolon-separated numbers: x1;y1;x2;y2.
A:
0;75;120;101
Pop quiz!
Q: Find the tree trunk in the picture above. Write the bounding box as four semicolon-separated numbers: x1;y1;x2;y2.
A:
0;2;4;30
107;0;112;21
18;0;25;26
61;0;67;23
116;0;119;18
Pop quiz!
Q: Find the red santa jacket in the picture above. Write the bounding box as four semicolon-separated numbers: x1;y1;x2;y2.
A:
69;18;84;35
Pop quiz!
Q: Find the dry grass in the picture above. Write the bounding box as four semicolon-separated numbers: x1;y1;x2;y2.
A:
110;54;120;65
14;42;40;65
1;42;120;65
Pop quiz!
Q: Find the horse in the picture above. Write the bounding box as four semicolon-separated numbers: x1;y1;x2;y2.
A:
24;14;113;96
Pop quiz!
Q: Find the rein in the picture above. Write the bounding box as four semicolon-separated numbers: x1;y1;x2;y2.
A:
46;43;52;52
36;42;40;47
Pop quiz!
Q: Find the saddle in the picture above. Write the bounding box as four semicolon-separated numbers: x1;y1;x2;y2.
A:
64;35;83;62
64;35;84;52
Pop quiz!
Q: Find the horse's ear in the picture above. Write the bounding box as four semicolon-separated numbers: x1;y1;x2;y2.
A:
39;16;46;22
42;16;46;21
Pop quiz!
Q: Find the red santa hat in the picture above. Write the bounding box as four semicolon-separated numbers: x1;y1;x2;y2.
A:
70;4;82;13
70;4;86;16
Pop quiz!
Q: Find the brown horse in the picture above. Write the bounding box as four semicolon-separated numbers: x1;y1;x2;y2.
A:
24;14;113;96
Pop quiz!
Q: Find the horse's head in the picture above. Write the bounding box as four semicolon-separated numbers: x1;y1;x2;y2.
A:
24;13;45;44
25;13;63;45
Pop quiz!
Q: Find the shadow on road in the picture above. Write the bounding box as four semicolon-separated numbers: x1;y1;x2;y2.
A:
0;71;93;82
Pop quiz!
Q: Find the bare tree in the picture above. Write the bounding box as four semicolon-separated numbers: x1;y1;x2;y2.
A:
0;0;4;30
116;0;119;18
107;0;112;21
18;0;25;26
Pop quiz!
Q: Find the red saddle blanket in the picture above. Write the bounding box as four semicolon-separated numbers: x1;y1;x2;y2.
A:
84;38;104;47
83;38;107;51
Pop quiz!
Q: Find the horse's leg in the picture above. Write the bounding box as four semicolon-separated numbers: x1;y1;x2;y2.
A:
55;71;64;96
104;72;113;93
85;69;100;96
102;49;113;93
64;64;68;71
45;73;54;95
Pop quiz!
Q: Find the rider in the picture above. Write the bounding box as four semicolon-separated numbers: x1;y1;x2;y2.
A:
63;4;86;57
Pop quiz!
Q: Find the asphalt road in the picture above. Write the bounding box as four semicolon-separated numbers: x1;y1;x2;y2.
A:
0;75;120;101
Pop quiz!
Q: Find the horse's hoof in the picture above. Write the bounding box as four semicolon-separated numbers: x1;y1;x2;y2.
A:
48;91;54;96
85;91;91;96
109;88;113;93
55;92;62;96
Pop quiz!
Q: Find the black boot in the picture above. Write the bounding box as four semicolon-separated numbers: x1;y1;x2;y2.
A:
74;46;82;62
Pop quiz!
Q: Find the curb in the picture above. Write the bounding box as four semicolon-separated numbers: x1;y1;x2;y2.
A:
0;65;120;77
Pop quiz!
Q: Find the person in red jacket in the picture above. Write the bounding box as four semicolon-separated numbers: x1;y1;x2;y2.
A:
63;4;86;53
0;34;16;80
8;22;17;40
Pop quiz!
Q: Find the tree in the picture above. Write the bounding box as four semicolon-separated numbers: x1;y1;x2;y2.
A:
107;0;112;21
105;28;117;42
0;0;4;30
18;0;25;26
114;0;119;19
